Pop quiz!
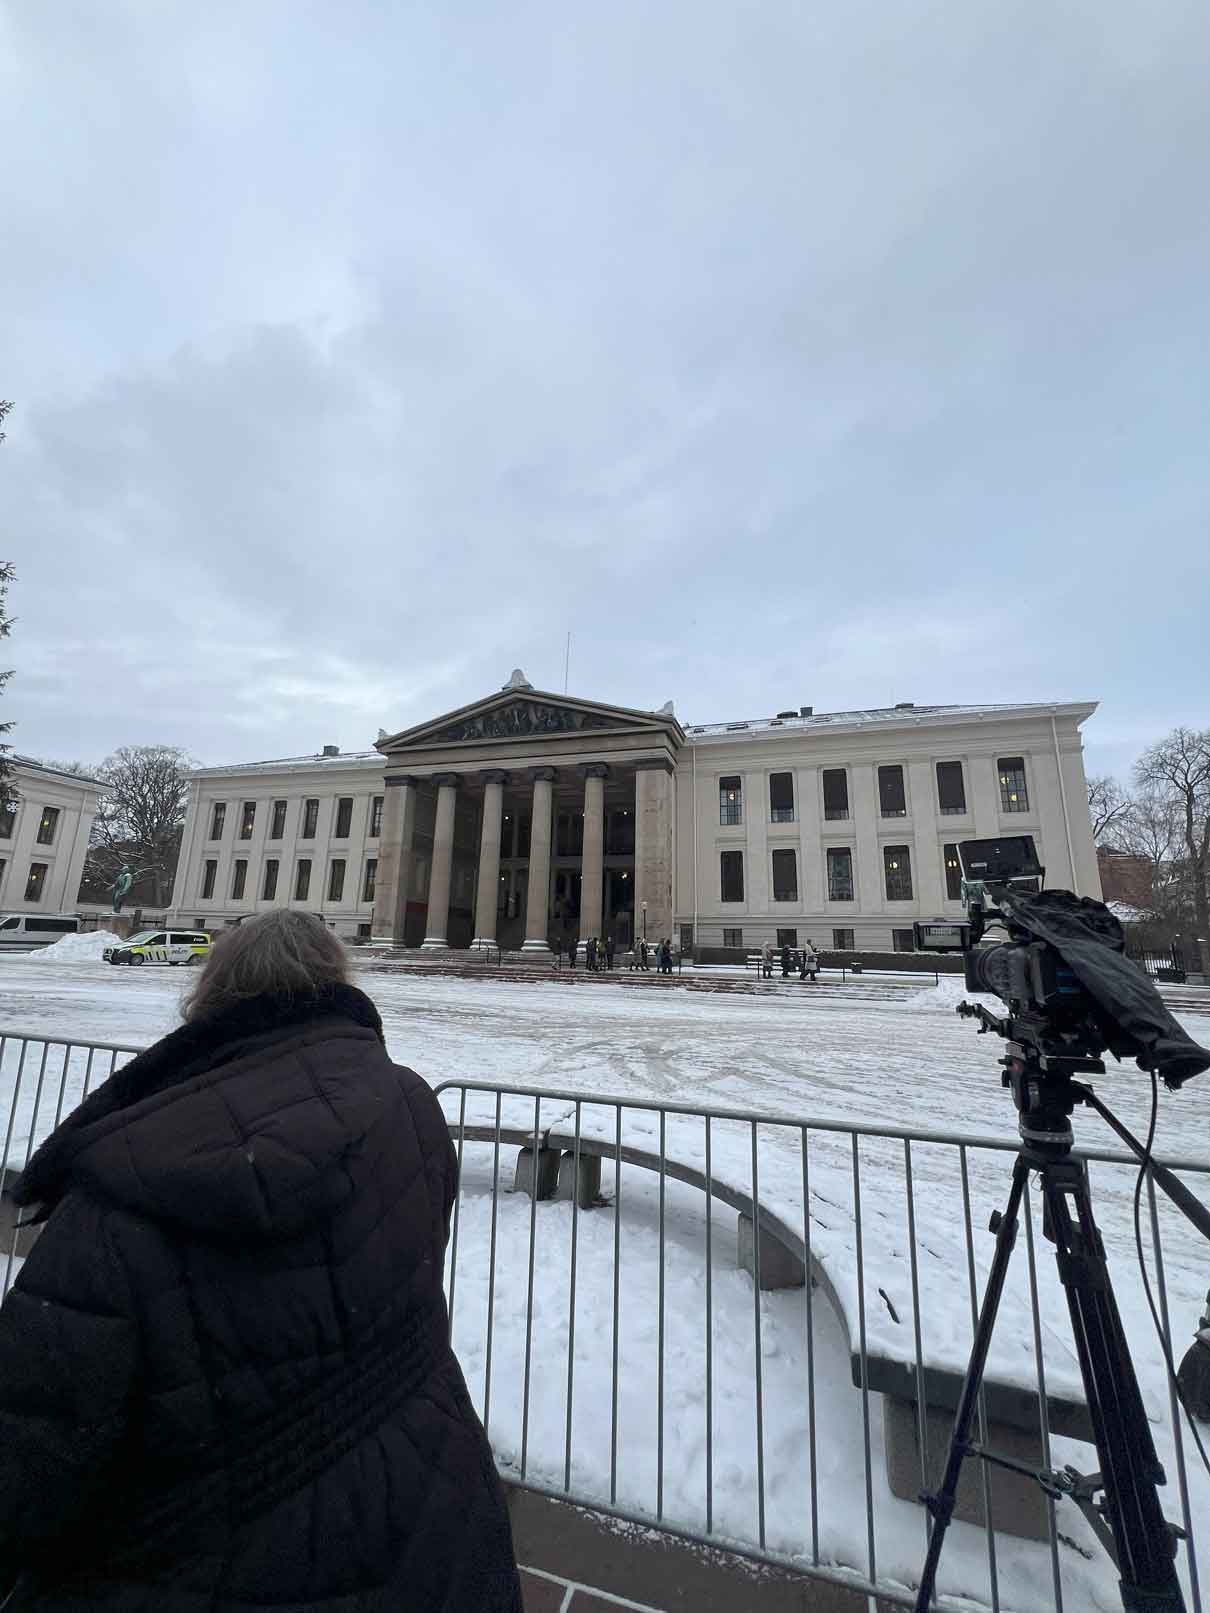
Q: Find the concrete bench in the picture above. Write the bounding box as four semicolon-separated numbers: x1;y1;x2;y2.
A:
448;1111;1092;1542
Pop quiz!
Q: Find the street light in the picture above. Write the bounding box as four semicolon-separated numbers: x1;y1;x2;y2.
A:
641;900;647;942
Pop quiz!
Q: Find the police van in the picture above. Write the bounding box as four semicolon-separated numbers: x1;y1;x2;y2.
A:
104;930;212;967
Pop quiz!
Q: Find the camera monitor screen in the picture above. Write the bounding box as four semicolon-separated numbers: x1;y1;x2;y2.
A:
957;835;1042;885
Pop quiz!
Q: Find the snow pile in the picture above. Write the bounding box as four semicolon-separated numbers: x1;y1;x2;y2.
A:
28;929;123;963
903;975;972;1011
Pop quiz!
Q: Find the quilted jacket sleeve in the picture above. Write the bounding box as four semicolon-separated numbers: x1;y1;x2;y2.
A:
0;1191;140;1588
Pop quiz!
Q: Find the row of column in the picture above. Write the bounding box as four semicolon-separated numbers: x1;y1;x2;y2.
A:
371;760;671;953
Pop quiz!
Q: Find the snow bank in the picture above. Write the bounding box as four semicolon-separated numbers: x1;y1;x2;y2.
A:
903;975;972;1010
28;929;123;963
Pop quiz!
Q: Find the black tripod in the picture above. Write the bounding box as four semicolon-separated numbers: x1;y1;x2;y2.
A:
915;1047;1187;1612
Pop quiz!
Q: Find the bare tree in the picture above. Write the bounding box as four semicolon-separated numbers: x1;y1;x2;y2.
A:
92;746;196;909
1086;774;1130;843
1135;728;1210;973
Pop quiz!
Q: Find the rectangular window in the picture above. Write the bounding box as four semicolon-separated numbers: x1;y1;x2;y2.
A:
334;798;353;838
209;801;226;840
0;801;16;838
605;810;633;856
499;811;514;859
892;928;915;952
556;812;584;858
720;849;745;902
36;806;60;846
822;769;849;821
679;923;694;953
944;843;963;901
370;796;383;838
328;858;346;901
719;775;743;826
998;757;1029;813
827;847;854;901
294;859;312;900
231;859;248;899
771;847;798;902
776;927;798;948
24;862;48;902
722;927;743;949
357;922;372;939
769;772;795;823
239;801;256;839
832;927;855;950
262;859;279;900
515;813;532;859
26;917;76;933
201;859;217;899
936;761;967;816
883;845;913;900
363;858;377;901
270;800;287;839
301;799;319;839
878;765;907;818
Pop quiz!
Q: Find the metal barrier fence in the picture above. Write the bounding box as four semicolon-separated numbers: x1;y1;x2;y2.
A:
1;1032;1207;1612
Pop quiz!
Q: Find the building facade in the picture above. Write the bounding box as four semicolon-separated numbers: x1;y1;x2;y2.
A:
0;757;100;914
170;675;1102;954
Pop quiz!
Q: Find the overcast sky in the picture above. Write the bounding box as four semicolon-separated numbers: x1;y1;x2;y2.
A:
3;2;1207;783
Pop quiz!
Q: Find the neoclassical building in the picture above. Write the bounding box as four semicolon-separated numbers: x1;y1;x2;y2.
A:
0;756;100;915
170;674;1102;955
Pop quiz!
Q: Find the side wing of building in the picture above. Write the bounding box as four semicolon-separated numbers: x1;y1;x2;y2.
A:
0;758;100;915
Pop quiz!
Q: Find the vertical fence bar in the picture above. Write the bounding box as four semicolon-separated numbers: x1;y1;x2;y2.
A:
958;1144;1000;1613
563;1100;583;1492
482;1090;503;1439
800;1126;819;1565
850;1132;876;1587
903;1138;932;1554
4;1042;51;1296
81;1046;98;1100
51;1043;73;1130
705;1115;714;1535
1147;1174;1201;1613
610;1103;623;1507
750;1120;767;1549
521;1094;542;1480
657;1107;666;1521
0;1038;24;1300
447;1088;468;1340
1022;1175;1064;1613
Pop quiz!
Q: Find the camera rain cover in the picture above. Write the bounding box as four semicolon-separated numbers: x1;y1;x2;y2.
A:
999;889;1210;1087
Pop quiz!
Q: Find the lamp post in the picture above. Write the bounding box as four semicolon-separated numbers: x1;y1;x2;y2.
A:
641;900;647;942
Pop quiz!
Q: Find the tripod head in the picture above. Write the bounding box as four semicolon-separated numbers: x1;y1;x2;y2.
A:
956;997;1106;1156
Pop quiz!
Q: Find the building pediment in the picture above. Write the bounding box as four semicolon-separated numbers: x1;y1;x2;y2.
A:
378;685;682;755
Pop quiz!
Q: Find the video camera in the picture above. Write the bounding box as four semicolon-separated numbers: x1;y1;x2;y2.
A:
914;836;1209;1090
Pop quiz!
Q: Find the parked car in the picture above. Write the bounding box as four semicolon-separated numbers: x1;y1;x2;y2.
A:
0;913;80;950
104;929;212;966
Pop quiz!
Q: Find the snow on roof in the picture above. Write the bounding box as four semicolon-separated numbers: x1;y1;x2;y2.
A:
189;750;382;780
13;754;103;786
684;700;1093;739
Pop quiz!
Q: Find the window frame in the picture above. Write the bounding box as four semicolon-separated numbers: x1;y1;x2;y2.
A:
768;771;795;823
720;848;745;903
328;858;346;901
262;859;279;900
200;859;217;899
719;775;743;827
722;927;743;949
776;927;798;948
998;756;1030;814
826;846;854;901
294;858;312;900
832;927;855;950
883;844;913;902
269;800;288;840
301;799;320;839
36;806;60;846
943;843;963;902
771;847;798;902
370;796;384;839
231;858;248;900
935;760;967;816
877;764;908;819
892;928;915;953
822;768;850;821
24;862;48;902
239;801;256;840
363;857;378;902
209;801;226;841
0;800;17;839
334;798;353;839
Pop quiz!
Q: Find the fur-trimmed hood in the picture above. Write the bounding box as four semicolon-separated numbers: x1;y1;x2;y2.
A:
15;983;402;1242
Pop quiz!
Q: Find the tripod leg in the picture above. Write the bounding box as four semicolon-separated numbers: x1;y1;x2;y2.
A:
1041;1158;1184;1612
914;1155;1030;1612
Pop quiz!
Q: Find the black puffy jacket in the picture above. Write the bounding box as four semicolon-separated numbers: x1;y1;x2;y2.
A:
0;983;521;1612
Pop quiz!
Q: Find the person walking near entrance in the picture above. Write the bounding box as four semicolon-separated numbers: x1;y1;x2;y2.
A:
639;938;649;971
762;940;774;979
0;910;522;1612
799;938;819;982
660;938;672;974
586;936;597;971
780;942;791;978
605;935;616;970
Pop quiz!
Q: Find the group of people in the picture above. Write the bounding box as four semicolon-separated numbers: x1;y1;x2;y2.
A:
574;935;615;970
564;935;676;973
633;937;675;973
762;938;820;981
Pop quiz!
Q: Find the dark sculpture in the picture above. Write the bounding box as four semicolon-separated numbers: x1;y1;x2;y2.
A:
429;701;626;744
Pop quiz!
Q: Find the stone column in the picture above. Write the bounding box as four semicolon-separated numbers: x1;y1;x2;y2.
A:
522;767;556;954
634;758;674;946
471;771;508;949
371;775;418;944
577;763;608;959
421;774;460;950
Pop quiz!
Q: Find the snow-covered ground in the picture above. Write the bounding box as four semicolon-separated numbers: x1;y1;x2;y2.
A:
2;951;1208;1611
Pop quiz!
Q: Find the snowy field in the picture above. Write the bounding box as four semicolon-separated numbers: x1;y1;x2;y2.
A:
2;945;1209;1611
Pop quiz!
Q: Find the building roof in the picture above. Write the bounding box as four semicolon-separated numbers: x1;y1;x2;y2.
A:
684;699;1096;740
188;699;1097;778
12;754;102;787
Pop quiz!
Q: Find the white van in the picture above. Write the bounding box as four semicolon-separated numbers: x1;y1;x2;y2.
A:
0;914;81;951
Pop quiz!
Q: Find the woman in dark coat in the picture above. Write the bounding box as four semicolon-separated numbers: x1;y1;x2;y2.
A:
0;910;521;1612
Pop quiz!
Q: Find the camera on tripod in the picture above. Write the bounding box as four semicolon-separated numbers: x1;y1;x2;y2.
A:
913;834;1209;1090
